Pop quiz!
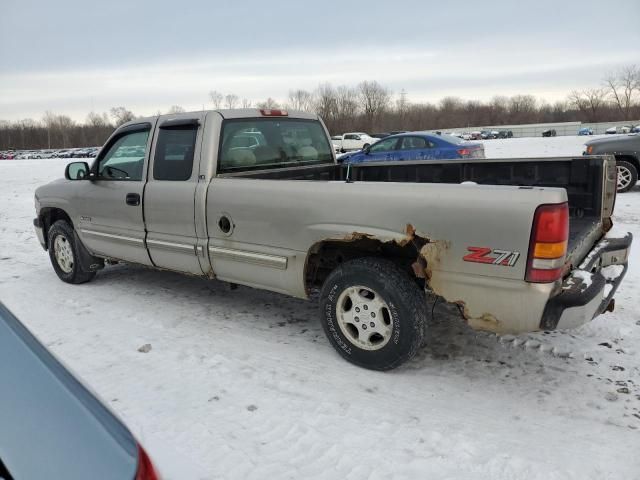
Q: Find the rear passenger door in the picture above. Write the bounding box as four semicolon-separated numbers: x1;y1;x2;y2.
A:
144;115;205;274
398;136;436;161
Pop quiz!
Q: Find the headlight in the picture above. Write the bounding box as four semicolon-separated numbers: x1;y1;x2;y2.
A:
34;195;40;213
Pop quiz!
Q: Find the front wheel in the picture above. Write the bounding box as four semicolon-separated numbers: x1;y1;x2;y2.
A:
616;160;638;193
47;220;96;284
319;257;426;370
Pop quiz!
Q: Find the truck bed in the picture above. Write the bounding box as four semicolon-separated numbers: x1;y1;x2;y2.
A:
223;156;610;268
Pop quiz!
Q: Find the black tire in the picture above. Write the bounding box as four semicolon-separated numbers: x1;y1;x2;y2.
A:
616;160;638;193
362;143;370;149
319;257;426;370
47;220;96;284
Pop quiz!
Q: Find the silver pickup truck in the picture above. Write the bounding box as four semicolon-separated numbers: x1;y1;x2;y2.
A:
34;109;632;370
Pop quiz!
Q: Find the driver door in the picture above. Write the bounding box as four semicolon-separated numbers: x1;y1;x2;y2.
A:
75;122;156;265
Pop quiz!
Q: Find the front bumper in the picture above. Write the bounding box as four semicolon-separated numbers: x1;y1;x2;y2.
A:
540;230;633;330
33;217;46;250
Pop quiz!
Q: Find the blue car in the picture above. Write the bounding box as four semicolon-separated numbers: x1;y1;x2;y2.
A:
0;302;160;479
578;127;594;136
340;132;485;164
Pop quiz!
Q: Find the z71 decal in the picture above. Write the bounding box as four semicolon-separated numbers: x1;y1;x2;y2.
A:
463;247;520;267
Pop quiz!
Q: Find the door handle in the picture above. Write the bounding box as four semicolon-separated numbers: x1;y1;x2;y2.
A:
126;193;140;206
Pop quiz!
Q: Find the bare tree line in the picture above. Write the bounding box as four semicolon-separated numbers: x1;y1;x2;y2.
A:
2;65;639;150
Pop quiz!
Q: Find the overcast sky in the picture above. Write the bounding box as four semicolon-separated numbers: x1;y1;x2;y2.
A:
1;0;638;121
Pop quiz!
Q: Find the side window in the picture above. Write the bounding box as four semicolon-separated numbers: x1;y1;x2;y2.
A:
98;129;150;181
400;137;430;150
153;126;198;181
344;134;355;140
369;137;398;153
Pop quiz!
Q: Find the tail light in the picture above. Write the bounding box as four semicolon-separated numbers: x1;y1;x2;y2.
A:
259;109;288;116
525;203;569;283
135;444;160;480
585;145;593;154
457;148;470;156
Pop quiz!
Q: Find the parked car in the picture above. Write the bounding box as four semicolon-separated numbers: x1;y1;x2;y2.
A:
470;131;482;140
330;135;342;153
606;125;632;135
585;134;640;192
578;127;594;136
337;132;378;152
542;129;557;137
480;130;496;139
85;147;100;158
632;125;640;133
54;149;74;158
340;132;485;164
0;302;160;479
497;130;513;139
33;109;631;371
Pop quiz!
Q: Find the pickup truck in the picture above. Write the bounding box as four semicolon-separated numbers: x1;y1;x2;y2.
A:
337;132;378;152
585;134;639;193
34;109;632;370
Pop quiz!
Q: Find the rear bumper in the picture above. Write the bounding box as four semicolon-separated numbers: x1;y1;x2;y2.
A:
540;230;632;330
33;217;46;250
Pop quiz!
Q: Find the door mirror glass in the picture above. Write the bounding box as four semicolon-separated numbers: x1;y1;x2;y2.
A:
65;161;90;180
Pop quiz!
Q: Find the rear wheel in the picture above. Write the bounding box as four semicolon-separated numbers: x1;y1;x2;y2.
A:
362;143;370;149
616;160;638;193
48;220;96;284
319;257;426;370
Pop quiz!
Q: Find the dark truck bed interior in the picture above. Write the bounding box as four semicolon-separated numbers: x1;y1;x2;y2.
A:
225;157;606;258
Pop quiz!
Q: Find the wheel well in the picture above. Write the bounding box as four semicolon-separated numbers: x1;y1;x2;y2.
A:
304;233;428;293
615;155;640;173
39;208;73;249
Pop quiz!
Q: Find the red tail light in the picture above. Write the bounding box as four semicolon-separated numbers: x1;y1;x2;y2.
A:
457;148;470;156
259;109;288;116
135;444;160;480
525;203;569;283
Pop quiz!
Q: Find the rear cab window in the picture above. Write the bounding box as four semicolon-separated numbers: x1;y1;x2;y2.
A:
218;118;333;173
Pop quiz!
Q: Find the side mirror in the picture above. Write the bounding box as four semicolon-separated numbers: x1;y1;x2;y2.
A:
65;161;90;180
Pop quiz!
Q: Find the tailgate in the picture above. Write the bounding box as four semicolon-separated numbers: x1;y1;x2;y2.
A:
565;155;617;269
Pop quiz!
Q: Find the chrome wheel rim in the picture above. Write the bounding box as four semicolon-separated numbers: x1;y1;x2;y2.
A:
54;235;74;273
336;286;393;351
617;165;633;191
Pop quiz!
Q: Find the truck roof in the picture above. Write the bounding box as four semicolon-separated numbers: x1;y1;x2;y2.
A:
121;108;319;128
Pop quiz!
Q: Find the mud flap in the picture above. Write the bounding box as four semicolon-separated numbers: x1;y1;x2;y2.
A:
73;231;104;272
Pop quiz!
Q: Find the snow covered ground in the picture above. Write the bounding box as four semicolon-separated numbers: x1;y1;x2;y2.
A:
1;139;639;479
480;134;601;158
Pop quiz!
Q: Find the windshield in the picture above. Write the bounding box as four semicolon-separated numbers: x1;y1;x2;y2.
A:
219;118;333;173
